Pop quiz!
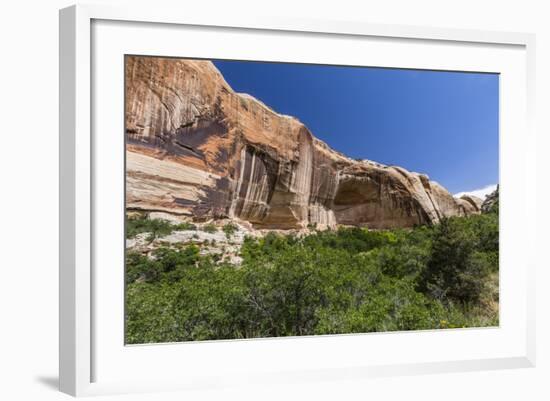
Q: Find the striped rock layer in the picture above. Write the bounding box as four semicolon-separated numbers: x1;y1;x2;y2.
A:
125;56;481;229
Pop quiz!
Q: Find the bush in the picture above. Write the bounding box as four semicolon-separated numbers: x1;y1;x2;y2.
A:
125;251;161;284
126;282;180;343
126;216;196;240
418;217;493;304
222;223;238;239
125;213;499;343
314;279;436;334
126;216;174;239
202;224;218;233
174;222;197;231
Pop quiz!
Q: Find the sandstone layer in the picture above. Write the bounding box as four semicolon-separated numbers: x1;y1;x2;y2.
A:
125;56;480;229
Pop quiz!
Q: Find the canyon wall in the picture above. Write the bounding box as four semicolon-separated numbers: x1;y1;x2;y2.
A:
125;56;481;229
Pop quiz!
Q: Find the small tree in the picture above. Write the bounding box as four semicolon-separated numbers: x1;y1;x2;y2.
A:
223;222;238;239
418;218;490;304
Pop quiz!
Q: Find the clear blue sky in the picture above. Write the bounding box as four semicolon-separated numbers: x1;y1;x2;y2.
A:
213;60;499;194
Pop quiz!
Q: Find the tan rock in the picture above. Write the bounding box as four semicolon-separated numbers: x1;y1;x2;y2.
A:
458;195;484;214
125;56;480;229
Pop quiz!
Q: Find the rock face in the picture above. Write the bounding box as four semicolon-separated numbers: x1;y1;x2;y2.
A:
125;56;479;229
458;195;483;214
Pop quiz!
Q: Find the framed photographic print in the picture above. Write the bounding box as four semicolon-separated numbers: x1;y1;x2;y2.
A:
59;4;536;396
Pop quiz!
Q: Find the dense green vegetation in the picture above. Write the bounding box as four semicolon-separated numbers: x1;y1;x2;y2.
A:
125;208;498;344
222;222;238;239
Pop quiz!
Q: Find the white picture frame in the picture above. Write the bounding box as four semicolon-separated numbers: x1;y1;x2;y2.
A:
59;4;536;397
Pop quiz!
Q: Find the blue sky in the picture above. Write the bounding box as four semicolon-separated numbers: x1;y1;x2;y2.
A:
213;60;499;195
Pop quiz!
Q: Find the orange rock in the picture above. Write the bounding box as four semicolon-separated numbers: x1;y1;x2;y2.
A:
125;56;479;229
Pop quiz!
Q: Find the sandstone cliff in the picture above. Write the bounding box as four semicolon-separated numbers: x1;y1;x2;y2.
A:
125;56;480;229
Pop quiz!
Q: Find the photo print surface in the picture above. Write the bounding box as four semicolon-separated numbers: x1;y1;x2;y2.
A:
125;56;499;344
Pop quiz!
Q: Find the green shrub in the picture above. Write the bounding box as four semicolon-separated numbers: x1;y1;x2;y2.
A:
418;217;492;304
174;222;197;231
126;216;174;239
222;222;238;239
307;222;318;230
126;216;195;240
202;224;218;233
125;213;499;343
125;251;161;284
125;282;180;344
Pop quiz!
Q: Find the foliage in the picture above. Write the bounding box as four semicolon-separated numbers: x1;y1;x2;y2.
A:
222;222;238;239
126;216;196;241
418;213;498;304
202;224;218;233
174;222;197;231
126;208;499;344
484;187;499;215
126;216;174;240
